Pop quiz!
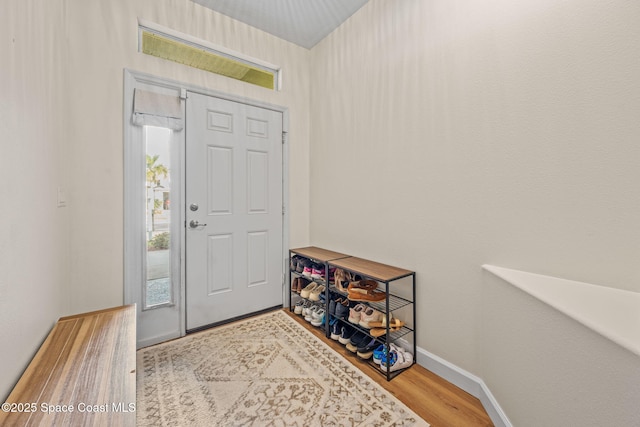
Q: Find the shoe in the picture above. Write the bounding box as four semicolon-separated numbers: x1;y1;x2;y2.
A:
379;349;399;370
300;282;319;299
373;343;401;365
301;301;315;317
293;299;305;314
296;258;306;273
333;268;346;292
358;307;383;329
356;337;380;359
373;344;387;364
347;303;366;324
347;280;379;291
291;277;299;293
370;317;405;337
380;347;413;373
302;260;314;277
368;313;395;328
311;308;325;327
305;305;320;322
290;255;300;272
334;268;349;292
310;263;325;280
338;325;355;345
309;284;325;302
330;321;342;340
347;289;386;302
328;297;338;316
346;331;370;353
335;299;350;319
296;277;310;293
329;297;345;316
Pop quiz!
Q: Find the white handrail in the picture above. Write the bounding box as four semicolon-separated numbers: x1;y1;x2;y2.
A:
483;264;640;357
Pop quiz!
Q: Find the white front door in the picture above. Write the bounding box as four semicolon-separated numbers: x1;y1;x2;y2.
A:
185;92;284;330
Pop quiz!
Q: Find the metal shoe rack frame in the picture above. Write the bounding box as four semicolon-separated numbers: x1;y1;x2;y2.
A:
289;246;416;381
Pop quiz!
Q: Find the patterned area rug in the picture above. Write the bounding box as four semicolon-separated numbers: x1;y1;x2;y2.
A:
137;310;429;426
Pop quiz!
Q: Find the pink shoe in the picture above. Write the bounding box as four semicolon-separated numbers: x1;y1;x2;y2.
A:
310;263;325;280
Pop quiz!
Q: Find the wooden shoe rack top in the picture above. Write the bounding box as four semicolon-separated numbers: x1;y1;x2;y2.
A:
289;246;350;264
289;246;416;381
328;256;414;282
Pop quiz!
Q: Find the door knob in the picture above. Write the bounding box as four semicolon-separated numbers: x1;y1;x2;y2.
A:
189;220;207;228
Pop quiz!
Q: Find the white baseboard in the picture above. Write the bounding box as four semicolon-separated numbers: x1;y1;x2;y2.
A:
414;345;512;427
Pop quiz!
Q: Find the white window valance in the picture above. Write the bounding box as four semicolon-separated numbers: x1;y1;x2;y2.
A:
132;89;183;131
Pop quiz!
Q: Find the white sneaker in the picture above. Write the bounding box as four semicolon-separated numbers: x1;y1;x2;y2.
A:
347;303;366;324
379;347;413;373
310;309;325;327
301;301;313;317
305;305;320;322
358;307;383;329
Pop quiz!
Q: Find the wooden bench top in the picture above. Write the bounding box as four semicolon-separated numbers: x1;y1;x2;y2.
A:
0;305;136;426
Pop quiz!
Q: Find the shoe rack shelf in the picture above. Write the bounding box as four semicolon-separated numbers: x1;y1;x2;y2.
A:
288;246;349;327
289;247;416;381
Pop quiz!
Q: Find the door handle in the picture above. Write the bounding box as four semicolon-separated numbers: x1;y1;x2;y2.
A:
189;220;207;229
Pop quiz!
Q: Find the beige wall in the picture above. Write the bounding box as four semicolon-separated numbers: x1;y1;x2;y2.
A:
1;0;70;401
0;0;311;399
2;0;639;422
310;0;640;424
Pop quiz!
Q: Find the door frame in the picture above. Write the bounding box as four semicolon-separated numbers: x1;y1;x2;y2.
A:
124;69;290;348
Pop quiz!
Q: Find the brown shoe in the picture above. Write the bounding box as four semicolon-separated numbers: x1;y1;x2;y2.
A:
291;278;299;293
347;279;378;292
297;277;310;293
347;289;386;302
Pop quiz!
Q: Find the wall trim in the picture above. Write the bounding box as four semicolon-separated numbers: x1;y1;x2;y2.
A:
415;346;512;427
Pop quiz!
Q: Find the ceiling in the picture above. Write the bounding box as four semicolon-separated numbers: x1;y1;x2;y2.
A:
190;0;370;49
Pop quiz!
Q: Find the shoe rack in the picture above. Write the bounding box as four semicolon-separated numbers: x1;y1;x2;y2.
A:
289;246;350;335
289;246;416;381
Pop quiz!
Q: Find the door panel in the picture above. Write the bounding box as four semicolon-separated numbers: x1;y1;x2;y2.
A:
207;233;233;294
247;230;268;286
207;146;233;213
186;92;283;330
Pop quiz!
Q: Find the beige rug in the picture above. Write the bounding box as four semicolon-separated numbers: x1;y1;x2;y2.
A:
136;310;429;426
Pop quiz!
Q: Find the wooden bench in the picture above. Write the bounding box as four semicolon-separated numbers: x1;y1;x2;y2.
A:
0;305;136;426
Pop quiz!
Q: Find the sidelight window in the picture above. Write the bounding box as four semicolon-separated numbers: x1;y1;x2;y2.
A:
144;126;173;308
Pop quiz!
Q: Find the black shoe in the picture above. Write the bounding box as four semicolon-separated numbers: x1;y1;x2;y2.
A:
356;337;380;359
330;321;342;340
346;332;369;353
338;325;355;345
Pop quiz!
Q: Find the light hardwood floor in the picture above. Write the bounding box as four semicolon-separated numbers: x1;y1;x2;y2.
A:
284;310;494;427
